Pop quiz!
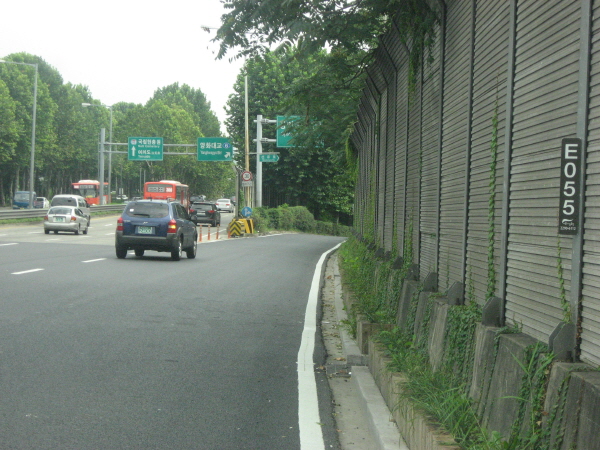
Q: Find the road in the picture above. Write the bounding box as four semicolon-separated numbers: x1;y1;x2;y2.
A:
0;216;345;449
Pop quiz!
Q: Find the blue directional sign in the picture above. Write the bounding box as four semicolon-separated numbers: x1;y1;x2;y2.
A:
241;206;253;218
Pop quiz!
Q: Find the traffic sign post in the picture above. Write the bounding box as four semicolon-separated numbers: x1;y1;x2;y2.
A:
128;137;164;161
197;137;233;161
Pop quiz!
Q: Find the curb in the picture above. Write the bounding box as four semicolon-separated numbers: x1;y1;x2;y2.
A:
332;258;407;450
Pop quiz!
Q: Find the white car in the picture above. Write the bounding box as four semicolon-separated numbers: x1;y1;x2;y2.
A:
44;206;89;235
215;198;234;213
33;197;50;209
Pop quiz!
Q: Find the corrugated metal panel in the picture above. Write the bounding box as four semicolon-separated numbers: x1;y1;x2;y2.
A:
385;79;398;253
505;0;580;341
395;53;410;258
439;0;473;291
420;25;442;280
378;88;392;250
581;2;600;367
467;0;510;305
406;74;422;264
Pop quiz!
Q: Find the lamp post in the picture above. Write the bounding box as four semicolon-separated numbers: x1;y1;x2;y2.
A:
82;102;113;204
1;59;38;209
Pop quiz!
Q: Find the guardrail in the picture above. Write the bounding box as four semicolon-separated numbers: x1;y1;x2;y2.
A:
0;204;125;220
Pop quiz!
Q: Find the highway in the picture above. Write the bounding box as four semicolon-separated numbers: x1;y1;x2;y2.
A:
0;216;345;449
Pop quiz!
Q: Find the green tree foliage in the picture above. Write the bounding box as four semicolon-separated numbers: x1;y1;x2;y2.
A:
224;48;357;222
0;52;228;205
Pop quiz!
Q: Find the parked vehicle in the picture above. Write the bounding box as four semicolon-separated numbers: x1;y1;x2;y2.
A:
33;197;50;209
189;202;221;227
215;198;234;213
44;206;89;235
50;195;91;225
12;191;36;209
115;200;197;261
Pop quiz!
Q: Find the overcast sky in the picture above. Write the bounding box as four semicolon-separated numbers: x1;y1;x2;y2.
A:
0;0;244;133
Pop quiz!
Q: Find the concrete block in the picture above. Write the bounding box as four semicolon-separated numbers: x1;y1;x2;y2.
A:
469;323;501;415
548;321;576;362
572;371;600;450
396;280;418;329
482;296;503;327
480;332;539;438
542;362;589;449
427;300;450;372
413;291;433;343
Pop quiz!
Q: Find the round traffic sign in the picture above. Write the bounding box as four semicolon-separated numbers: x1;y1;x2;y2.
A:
241;171;253;182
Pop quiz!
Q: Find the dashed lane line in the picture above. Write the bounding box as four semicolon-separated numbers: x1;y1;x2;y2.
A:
12;268;44;275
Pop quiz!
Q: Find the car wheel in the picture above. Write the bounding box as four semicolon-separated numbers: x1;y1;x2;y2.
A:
87;217;91;226
135;249;145;257
74;225;80;235
171;238;182;261
44;229;49;234
186;237;197;259
116;246;127;259
212;220;217;227
83;224;88;235
54;230;58;234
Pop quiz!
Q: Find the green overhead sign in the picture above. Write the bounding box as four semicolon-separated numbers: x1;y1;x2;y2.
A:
276;115;301;148
197;137;233;161
128;137;163;161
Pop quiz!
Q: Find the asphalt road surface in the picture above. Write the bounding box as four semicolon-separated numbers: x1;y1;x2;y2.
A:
0;217;345;449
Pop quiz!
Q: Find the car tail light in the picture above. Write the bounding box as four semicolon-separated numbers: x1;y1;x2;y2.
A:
44;215;48;220
167;219;177;233
116;217;124;231
190;209;196;214
70;215;77;222
208;209;215;213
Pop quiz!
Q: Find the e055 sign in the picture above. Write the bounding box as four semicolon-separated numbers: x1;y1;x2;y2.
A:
558;138;581;235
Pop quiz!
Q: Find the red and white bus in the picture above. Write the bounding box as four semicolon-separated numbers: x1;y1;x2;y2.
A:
72;179;109;205
143;180;190;208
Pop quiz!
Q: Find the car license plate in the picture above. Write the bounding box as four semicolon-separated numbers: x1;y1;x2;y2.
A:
54;217;65;222
137;226;154;234
198;211;206;216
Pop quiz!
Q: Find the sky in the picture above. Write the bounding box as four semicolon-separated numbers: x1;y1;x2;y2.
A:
0;0;245;133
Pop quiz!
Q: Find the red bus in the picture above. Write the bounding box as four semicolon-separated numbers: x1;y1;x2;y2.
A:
72;179;109;205
143;180;190;208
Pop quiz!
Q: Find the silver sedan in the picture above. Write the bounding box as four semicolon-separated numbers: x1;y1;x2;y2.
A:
44;206;89;235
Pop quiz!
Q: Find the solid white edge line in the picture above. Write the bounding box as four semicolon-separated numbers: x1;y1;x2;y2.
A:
0;243;18;246
82;258;106;263
297;242;343;450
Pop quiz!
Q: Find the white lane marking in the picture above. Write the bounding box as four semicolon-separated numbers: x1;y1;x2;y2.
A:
0;243;18;246
106;232;115;235
105;224;114;227
28;231;43;234
12;268;44;275
297;242;343;450
82;258;106;263
45;239;60;241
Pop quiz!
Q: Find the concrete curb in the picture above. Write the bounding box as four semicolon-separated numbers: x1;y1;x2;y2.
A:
332;258;407;450
352;367;408;450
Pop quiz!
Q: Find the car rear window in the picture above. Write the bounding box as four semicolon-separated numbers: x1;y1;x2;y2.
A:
125;202;169;218
192;204;213;211
49;207;72;215
52;197;77;206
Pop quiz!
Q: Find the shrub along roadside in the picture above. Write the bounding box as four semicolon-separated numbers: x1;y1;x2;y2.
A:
251;205;351;236
337;235;555;450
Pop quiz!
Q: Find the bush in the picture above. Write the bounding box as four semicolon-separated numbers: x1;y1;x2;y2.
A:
250;205;350;236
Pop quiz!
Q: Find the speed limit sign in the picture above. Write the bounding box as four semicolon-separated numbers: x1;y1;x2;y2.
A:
241;171;253;182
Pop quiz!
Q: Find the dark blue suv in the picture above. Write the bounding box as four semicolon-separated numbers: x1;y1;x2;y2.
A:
115;200;197;260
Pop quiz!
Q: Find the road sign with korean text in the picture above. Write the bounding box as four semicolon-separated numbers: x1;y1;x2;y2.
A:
128;137;163;161
197;138;233;161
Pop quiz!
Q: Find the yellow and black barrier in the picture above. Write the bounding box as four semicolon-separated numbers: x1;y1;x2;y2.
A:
227;218;254;238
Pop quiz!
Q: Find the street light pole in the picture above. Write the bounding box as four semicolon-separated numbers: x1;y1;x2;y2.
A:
82;102;113;203
0;59;38;208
